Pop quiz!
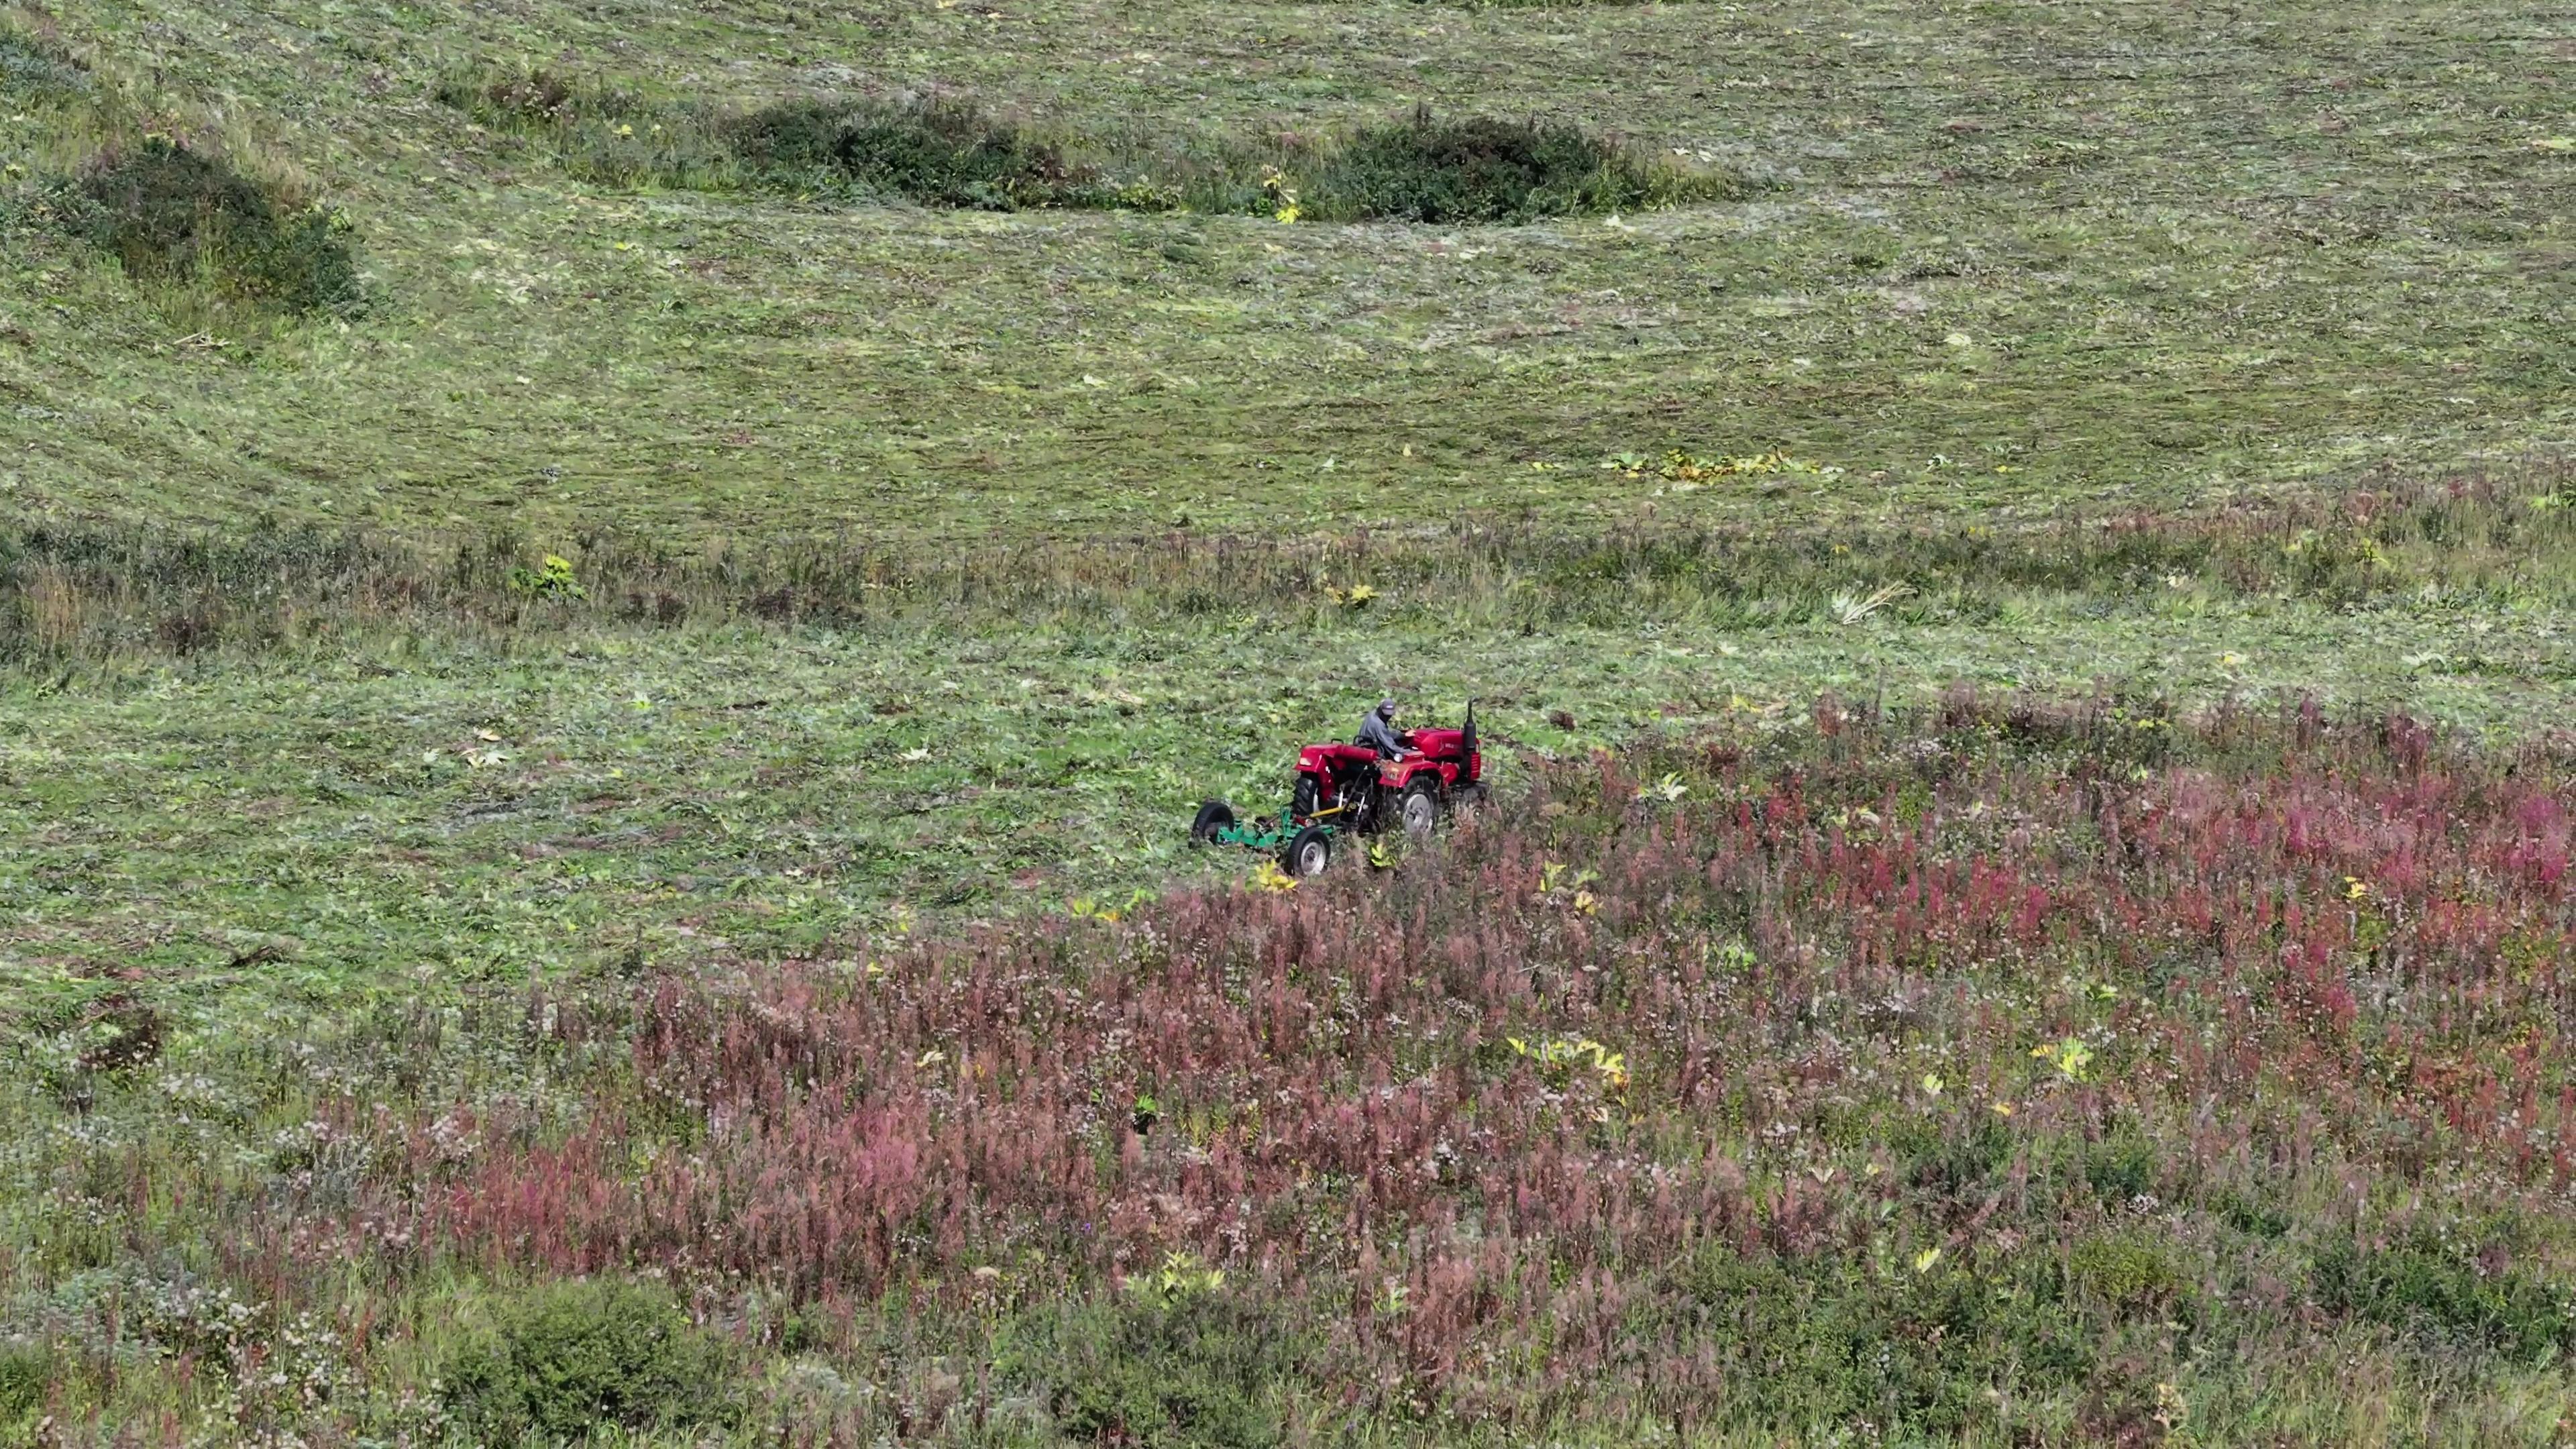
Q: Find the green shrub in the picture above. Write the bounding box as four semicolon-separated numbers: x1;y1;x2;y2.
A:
0;25;86;103
2314;1234;2576;1361
509;553;587;602
1893;1109;2015;1203
1303;108;1703;223
995;1289;1309;1447
729;97;1097;210
2067;1230;2183;1313
2211;1185;2290;1238
71;138;362;315
1668;1248;2092;1436
2081;1125;2158;1206
0;1343;48;1431
442;1279;741;1444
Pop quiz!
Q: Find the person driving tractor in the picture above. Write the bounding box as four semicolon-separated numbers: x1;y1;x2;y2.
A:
1189;695;1480;875
1356;697;1413;759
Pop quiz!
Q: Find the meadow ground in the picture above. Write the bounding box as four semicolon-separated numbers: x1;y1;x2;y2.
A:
3;0;2575;1441
1;0;2568;535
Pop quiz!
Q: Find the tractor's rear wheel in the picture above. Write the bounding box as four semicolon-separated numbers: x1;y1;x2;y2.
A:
1400;780;1442;839
1191;800;1235;844
1292;775;1324;822
1284;825;1332;878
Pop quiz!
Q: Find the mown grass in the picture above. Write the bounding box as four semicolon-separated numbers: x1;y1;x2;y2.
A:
1;470;2567;1018
0;0;2566;536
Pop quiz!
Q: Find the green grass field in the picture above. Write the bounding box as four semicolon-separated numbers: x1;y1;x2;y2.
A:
5;0;2576;1440
5;0;2569;536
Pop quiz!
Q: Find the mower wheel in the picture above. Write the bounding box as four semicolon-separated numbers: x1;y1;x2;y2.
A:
1191;800;1235;844
1400;779;1442;839
1283;825;1333;878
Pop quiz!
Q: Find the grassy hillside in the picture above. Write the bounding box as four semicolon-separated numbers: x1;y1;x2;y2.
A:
1;0;2567;537
4;0;2576;1442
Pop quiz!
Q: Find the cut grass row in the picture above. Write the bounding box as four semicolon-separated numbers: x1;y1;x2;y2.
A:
8;466;2573;664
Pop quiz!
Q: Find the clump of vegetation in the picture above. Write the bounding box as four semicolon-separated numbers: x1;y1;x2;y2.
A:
727;95;1099;209
508;551;586;601
429;70;1727;221
2314;1232;2576;1361
997;1285;1309;1447
68;138;361;315
430;67;635;129
441;1279;740;1443
0;23;87;103
1304;107;1712;223
427;66;716;186
0;1344;48;1436
1668;1248;2094;1432
2066;1230;2185;1313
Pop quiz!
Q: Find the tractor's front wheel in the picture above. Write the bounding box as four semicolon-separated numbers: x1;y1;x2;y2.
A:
1400;780;1442;839
1191;800;1235;844
1283;825;1333;878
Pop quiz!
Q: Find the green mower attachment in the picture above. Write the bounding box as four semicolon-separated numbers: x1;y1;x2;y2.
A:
1191;800;1335;877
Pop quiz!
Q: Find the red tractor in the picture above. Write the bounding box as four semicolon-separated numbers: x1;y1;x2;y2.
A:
1191;703;1485;876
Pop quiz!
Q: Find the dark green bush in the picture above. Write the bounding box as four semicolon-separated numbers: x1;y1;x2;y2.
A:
995;1290;1309;1447
0;25;87;103
0;1344;48;1431
72;138;362;315
442;1279;741;1444
1303;108;1700;223
729;97;1097;210
2314;1234;2576;1362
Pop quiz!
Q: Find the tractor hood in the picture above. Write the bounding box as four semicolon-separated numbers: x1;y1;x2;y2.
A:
1410;727;1469;759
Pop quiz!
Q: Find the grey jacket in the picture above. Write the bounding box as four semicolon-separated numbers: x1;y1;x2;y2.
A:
1356;710;1412;759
